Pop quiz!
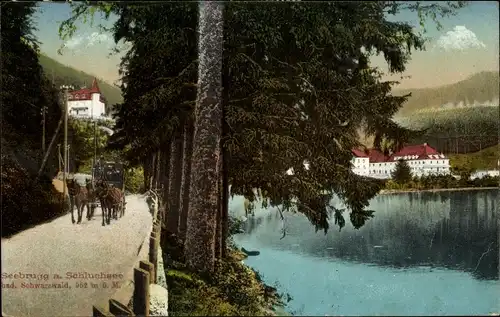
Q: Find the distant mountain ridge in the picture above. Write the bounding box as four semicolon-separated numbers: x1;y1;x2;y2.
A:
39;54;123;109
40;55;498;126
394;71;499;115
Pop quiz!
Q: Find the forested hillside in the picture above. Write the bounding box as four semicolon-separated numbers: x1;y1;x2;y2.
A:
2;3;67;237
39;54;123;110
358;71;499;151
395;71;499;115
395;107;499;154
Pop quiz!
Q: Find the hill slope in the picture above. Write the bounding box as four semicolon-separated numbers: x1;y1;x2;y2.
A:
448;145;499;171
394;106;499;154
395;71;499;115
39;54;123;108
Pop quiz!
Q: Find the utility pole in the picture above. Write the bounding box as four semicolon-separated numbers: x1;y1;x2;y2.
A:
93;122;97;178
67;145;71;174
57;144;62;172
63;88;68;206
60;84;72;210
91;97;96;182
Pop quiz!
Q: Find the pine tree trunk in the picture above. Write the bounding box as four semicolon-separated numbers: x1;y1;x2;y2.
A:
149;153;157;190
159;143;171;238
159;146;170;223
215;150;223;259
179;115;195;242
151;151;158;190
221;155;229;258
162;143;172;205
184;1;224;273
154;150;161;190
166;127;184;235
143;155;153;191
221;49;230;259
142;161;148;192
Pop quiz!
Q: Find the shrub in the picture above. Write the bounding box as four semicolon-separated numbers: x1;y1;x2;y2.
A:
1;157;66;237
164;228;284;316
124;166;144;193
166;251;278;316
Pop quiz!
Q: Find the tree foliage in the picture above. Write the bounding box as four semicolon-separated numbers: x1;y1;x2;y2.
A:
102;3;198;166
2;2;62;138
2;2;70;236
396;106;499;154
59;1;468;234
68;118;112;171
391;159;412;184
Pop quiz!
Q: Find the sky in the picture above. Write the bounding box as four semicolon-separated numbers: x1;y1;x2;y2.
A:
34;1;499;90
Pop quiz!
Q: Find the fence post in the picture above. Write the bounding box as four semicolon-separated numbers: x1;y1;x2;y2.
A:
133;267;150;316
92;306;114;317
109;299;134;316
149;236;158;283
139;260;155;285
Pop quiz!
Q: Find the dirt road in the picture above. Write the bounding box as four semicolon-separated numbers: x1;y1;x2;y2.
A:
1;194;152;317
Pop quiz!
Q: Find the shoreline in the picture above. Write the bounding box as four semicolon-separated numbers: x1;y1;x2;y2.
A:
379;186;499;195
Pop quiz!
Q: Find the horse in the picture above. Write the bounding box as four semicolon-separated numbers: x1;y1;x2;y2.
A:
95;179;113;226
108;186;125;219
116;188;126;218
95;180;124;225
84;179;97;220
65;178;91;224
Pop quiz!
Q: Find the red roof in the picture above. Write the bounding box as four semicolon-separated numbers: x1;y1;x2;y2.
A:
367;149;388;163
352;144;445;163
352;148;387;162
68;78;103;101
352;149;368;157
388;143;442;161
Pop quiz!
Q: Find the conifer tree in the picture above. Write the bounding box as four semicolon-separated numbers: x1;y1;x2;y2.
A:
59;2;468;272
392;159;412;184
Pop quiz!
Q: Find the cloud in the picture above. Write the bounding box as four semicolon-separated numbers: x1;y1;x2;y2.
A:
87;32;112;47
436;26;486;51
63;32;113;51
64;35;85;50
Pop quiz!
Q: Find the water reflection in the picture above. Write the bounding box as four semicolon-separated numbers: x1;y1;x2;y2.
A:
235;189;499;281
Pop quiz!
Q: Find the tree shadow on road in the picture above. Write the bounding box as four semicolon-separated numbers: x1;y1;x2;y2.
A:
2;173;68;238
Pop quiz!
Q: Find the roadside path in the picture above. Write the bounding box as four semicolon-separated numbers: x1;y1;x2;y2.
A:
1;194;152;317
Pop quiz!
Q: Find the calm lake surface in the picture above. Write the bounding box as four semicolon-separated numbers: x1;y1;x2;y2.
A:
230;189;500;316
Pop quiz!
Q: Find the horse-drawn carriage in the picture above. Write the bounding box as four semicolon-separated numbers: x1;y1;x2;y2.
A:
92;160;127;225
93;161;125;192
65;160;127;225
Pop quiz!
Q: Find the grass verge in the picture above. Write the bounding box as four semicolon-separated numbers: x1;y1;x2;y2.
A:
163;235;287;316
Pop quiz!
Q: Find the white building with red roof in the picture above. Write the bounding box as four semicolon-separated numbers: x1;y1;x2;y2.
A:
351;149;370;176
351;143;451;179
67;78;107;119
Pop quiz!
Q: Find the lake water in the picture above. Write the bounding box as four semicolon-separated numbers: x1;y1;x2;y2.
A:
230;189;500;316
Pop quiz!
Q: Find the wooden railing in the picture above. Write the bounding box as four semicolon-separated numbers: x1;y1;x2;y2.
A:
92;190;162;317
